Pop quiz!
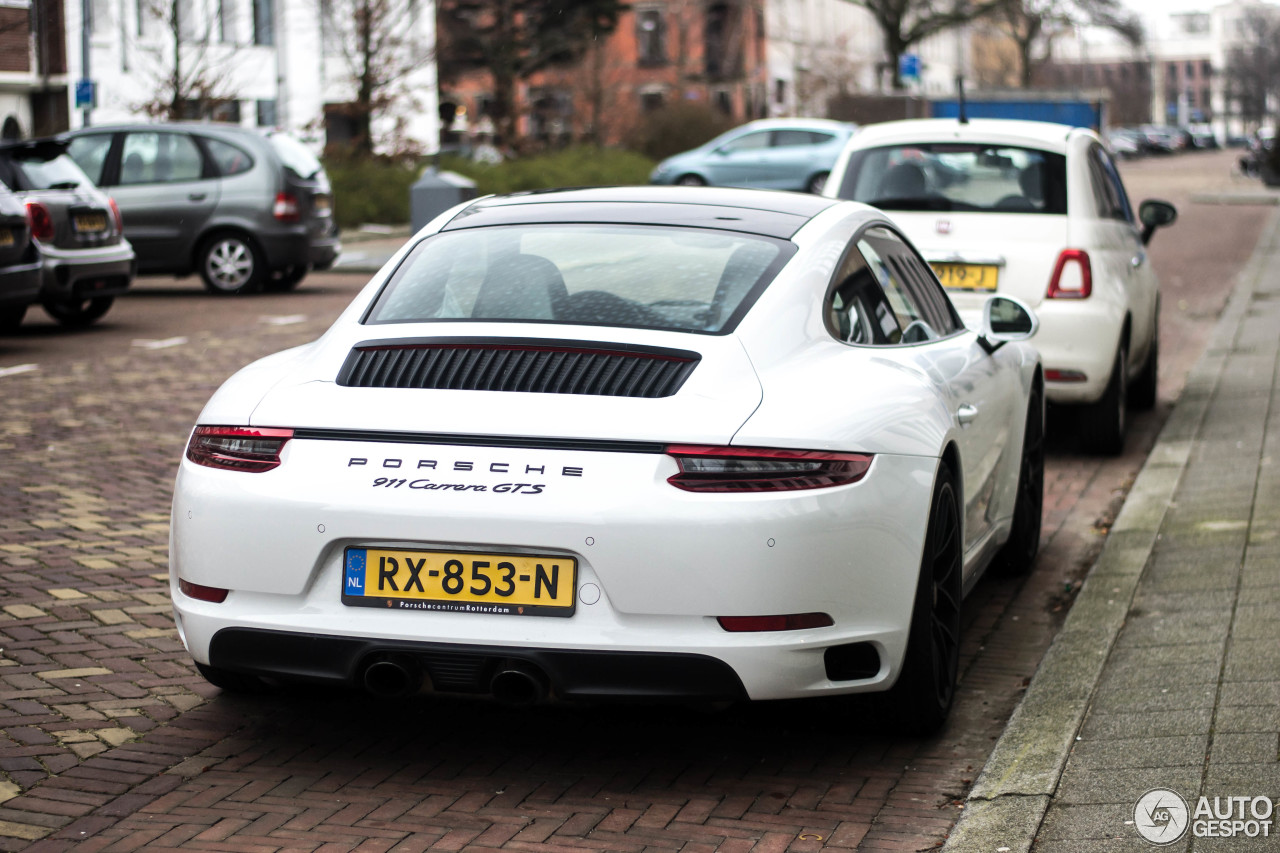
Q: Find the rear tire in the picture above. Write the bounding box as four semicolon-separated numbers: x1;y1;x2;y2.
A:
1080;345;1127;455
806;171;829;194
200;233;264;294
0;304;26;332
41;296;114;327
1131;320;1158;411
881;463;962;735
264;265;307;293
676;174;707;186
994;385;1044;576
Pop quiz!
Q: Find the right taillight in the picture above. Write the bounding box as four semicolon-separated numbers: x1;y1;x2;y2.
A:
666;445;872;492
273;192;300;222
186;426;294;472
26;202;54;242
1046;249;1092;299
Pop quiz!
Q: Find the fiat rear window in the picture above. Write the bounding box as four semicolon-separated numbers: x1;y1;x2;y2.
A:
835;144;1068;214
365;224;793;334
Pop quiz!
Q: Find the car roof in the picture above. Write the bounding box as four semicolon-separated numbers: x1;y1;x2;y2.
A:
442;186;843;240
731;117;858;132
63;122;269;141
847;118;1081;153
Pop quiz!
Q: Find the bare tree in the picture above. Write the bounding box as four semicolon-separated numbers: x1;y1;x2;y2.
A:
840;0;1007;90
1223;7;1280;131
320;0;435;155
133;0;235;120
1000;0;1142;88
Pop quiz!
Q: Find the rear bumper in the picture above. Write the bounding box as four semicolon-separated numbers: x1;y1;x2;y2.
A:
258;227;341;272
208;627;747;701
37;242;136;302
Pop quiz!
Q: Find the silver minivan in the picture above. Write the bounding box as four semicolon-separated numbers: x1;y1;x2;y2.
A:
65;123;340;294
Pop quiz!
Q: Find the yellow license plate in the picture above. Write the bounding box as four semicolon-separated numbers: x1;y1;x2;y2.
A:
343;547;576;616
931;263;999;291
0;228;12;246
315;195;331;211
74;213;107;233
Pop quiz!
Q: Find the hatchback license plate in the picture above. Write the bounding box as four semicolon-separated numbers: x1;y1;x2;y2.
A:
931;263;998;291
342;547;576;616
74;213;107;234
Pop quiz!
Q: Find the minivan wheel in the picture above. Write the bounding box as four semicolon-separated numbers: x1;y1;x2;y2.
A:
200;233;264;294
41;296;114;327
0;304;26;332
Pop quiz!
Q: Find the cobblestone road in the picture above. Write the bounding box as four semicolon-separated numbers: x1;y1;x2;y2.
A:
0;152;1269;852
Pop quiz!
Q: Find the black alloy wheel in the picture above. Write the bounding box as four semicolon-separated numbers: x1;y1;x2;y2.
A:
994;384;1044;575
41;296;114;328
882;463;962;734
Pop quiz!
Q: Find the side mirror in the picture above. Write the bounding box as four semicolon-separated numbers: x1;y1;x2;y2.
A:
978;294;1038;354
1138;199;1177;245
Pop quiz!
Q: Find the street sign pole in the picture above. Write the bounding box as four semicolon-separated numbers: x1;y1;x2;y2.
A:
80;0;92;126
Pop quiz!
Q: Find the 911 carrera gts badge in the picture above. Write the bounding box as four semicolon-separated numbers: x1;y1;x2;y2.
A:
936;219;952;234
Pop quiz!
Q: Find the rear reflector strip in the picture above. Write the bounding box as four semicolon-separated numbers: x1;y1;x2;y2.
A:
666;445;872;492
718;613;834;632
1045;369;1088;383
178;579;229;603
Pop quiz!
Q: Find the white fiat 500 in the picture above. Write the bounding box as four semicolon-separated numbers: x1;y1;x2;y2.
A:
825;119;1177;454
171;187;1043;732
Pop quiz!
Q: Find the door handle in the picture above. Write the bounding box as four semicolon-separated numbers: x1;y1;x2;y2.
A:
188;193;207;201
956;404;978;426
1130;252;1146;268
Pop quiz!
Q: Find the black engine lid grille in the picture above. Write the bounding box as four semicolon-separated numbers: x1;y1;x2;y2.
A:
337;338;699;398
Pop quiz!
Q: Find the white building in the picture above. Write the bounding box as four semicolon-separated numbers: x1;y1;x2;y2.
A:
62;0;439;152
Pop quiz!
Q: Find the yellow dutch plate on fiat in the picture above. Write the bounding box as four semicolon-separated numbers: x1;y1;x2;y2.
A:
171;186;1047;734
824;118;1178;454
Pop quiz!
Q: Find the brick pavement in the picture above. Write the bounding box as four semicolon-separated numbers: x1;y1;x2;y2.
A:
0;154;1268;852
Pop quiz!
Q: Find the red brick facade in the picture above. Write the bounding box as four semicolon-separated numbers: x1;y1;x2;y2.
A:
441;0;769;149
0;7;31;73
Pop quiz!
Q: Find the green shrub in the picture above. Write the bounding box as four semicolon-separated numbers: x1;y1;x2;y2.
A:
322;156;418;230
324;148;656;229
440;147;655;196
633;103;735;161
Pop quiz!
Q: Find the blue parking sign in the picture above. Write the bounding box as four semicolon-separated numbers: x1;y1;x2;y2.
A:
75;79;94;108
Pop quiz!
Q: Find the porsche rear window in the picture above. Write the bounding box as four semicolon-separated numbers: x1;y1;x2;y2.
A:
364;224;792;333
834;144;1067;214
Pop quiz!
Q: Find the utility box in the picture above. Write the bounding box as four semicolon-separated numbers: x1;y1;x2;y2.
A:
410;170;478;233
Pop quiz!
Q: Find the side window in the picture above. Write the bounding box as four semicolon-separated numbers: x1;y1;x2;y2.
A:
773;130;826;147
119;132;206;185
203;138;254;177
719;131;770;154
1088;145;1132;222
858;227;935;343
66;134;114;185
826;246;901;345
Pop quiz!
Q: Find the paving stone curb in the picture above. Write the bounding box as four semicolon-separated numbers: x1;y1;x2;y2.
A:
942;205;1280;853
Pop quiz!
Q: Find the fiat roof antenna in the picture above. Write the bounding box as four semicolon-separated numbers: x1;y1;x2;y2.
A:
956;74;969;124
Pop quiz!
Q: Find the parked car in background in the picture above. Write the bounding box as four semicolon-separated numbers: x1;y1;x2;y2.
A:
171;186;1043;733
0;182;43;332
649;118;857;194
0;138;135;328
64;123;339;295
825;118;1177;454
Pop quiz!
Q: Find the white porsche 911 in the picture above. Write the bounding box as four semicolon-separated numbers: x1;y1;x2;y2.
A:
171;187;1043;732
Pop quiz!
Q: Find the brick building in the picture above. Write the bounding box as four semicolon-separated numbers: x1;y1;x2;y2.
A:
0;0;69;140
440;0;771;149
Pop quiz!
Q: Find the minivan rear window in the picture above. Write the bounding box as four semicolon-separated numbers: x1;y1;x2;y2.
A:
365;224;792;334
835;144;1068;214
267;133;322;179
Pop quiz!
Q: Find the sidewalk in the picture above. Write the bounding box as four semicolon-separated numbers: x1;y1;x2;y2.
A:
946;204;1280;852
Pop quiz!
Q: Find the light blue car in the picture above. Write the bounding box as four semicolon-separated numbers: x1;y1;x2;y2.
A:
649;118;858;194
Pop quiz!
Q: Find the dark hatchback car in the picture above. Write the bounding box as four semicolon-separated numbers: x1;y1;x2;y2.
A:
65;123;340;294
0;183;42;332
0;138;136;328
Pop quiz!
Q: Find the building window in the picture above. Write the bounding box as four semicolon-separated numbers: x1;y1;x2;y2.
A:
257;99;278;126
774;78;785;105
713;89;732;114
1201;59;1212;77
640;90;664;112
218;0;237;43
253;0;274;45
636;8;666;66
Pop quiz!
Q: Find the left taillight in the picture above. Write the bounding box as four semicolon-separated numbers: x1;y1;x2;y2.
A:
186;426;294;473
665;445;872;492
26;202;54;242
273;192;300;222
